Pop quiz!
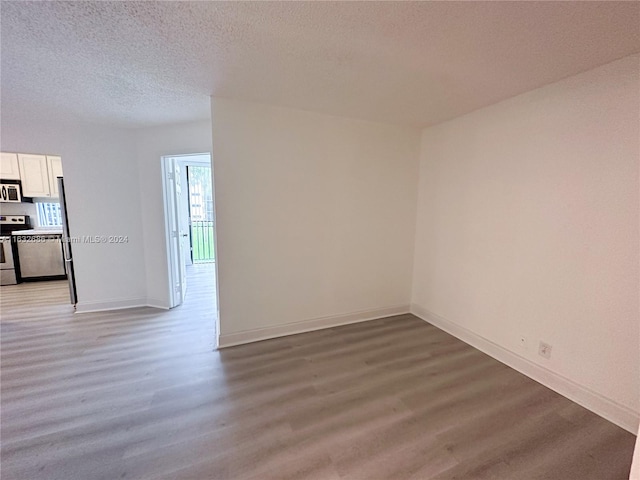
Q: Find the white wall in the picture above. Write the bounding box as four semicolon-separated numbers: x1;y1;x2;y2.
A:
0;201;37;220
0;117;212;310
135;120;212;307
0;116;147;310
211;98;420;343
412;54;639;430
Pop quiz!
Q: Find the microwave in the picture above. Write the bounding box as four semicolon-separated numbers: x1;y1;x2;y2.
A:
0;182;21;203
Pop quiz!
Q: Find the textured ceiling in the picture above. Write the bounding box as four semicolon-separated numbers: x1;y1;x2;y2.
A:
2;1;639;128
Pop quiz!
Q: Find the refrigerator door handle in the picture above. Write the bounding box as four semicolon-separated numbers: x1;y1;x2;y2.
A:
62;240;72;262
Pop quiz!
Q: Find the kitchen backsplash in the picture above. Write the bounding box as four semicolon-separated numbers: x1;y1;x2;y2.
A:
0;202;37;223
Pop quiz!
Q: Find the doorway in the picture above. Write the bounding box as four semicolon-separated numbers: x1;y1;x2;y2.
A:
1;154;75;311
181;161;215;265
161;153;217;311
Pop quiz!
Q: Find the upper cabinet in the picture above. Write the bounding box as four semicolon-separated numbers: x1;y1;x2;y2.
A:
2;151;64;198
47;156;63;197
1;153;21;180
18;154;52;198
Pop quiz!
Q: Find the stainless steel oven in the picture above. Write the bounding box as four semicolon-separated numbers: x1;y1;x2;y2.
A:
0;236;16;285
0;215;30;285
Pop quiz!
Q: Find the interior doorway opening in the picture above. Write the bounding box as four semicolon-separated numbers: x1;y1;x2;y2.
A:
161;153;217;321
184;164;215;264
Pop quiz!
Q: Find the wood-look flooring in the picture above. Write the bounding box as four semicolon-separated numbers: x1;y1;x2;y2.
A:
1;265;635;480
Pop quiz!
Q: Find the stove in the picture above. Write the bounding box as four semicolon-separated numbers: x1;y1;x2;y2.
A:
1;215;31;285
0;215;31;235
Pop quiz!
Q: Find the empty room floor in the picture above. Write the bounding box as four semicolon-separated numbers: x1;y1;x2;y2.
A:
1;266;635;479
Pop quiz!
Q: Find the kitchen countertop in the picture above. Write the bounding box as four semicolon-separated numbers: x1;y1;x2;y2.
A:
12;229;63;236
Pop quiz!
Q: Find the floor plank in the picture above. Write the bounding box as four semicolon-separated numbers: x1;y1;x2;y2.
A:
1;264;635;479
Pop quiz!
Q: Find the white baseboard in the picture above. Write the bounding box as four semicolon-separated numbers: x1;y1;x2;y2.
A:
145;298;171;310
75;297;148;314
410;303;638;434
218;304;411;348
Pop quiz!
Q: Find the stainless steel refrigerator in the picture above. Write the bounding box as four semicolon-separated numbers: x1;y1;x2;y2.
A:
58;177;77;306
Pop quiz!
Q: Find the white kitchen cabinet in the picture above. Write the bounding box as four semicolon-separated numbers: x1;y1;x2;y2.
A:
18;154;51;197
0;153;21;180
47;156;63;198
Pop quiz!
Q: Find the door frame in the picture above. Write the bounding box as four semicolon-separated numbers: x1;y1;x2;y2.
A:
161;151;219;345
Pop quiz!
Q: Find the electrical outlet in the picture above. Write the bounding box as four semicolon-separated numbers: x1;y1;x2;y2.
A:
538;341;552;359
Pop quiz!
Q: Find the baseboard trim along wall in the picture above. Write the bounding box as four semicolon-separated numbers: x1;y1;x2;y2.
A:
75;297;148;314
218;304;411;348
410;303;639;434
145;299;171;310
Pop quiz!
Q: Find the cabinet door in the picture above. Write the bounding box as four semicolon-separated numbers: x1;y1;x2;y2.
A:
47;156;63;198
18;154;50;197
0;153;21;180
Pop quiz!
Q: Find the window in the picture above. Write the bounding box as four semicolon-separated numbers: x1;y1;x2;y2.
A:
36;202;63;227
